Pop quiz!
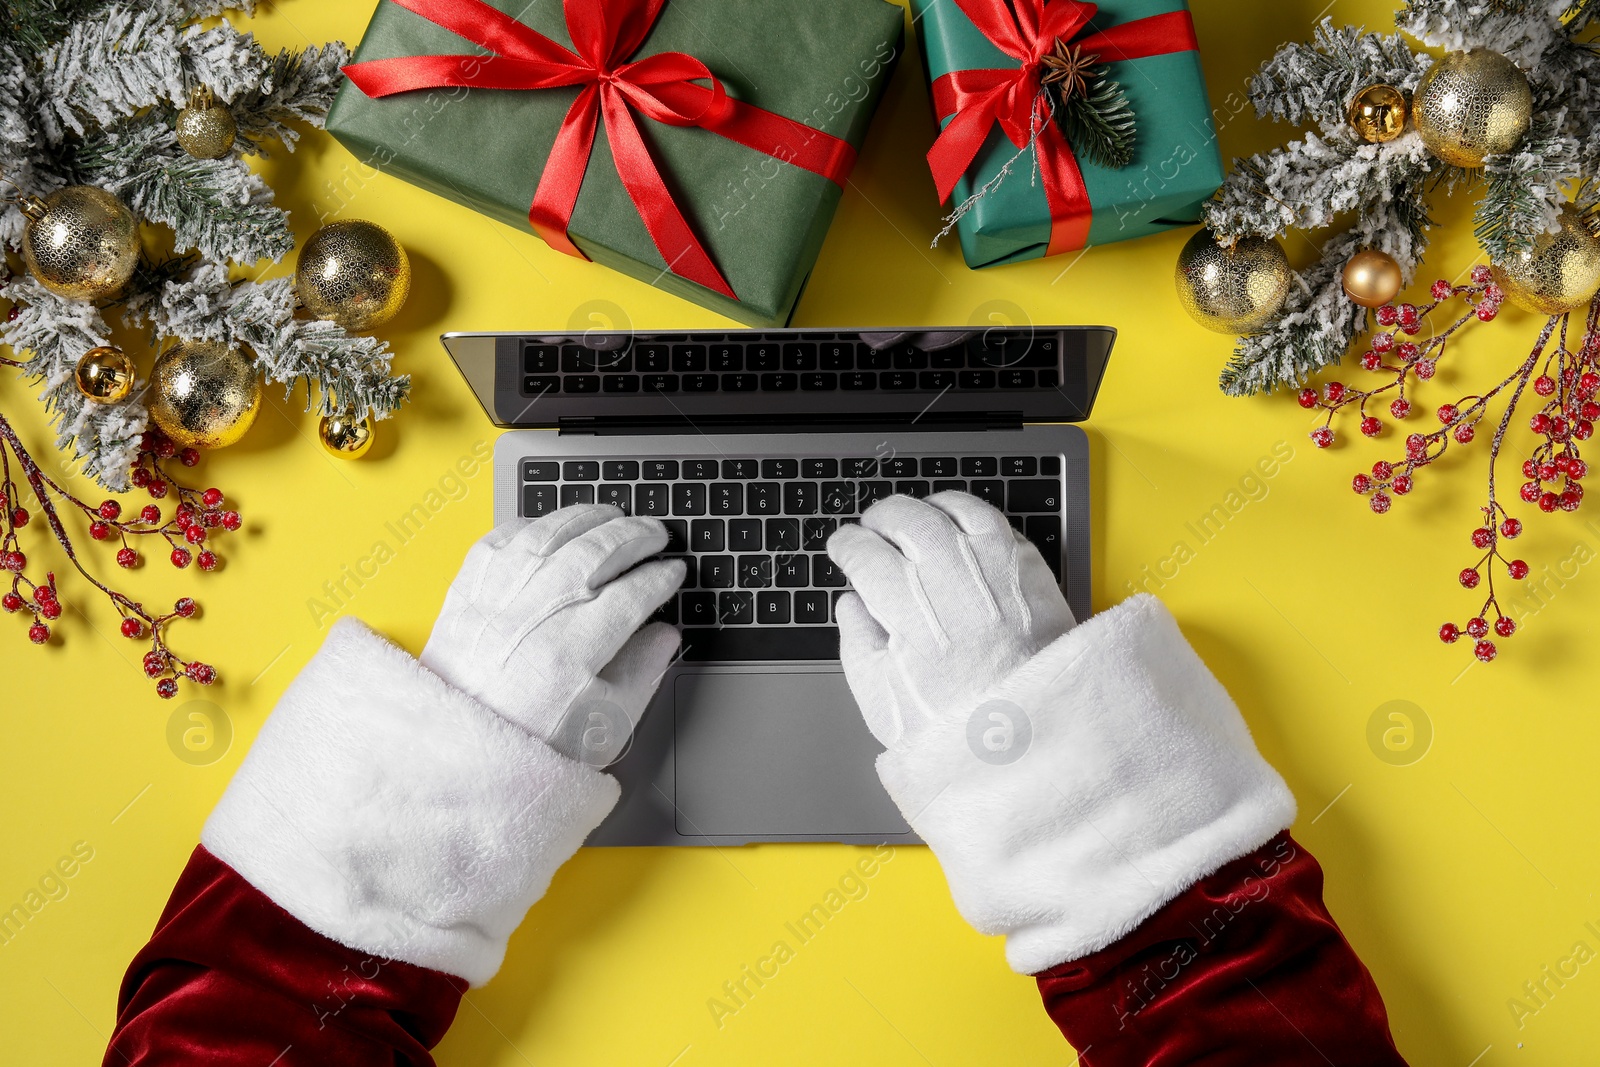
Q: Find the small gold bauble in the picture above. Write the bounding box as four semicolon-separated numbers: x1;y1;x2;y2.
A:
20;185;140;302
318;413;374;459
1348;84;1408;144
1342;249;1404;308
1174;229;1292;333
147;339;262;449
73;345;136;404
1413;50;1532;168
294;220;411;331
175;88;237;160
1490;208;1600;315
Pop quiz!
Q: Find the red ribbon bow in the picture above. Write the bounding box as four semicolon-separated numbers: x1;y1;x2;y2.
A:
344;0;857;300
927;0;1197;255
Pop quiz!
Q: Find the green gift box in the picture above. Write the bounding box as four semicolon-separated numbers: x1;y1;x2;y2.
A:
327;0;903;326
911;0;1223;268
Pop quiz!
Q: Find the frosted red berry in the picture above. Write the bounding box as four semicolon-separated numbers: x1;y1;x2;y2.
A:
143;651;166;677
201;488;223;509
1539;492;1559;512
174;505;195;527
1369;492;1392;514
170;547;192;569
1376;305;1398;326
1431;279;1452;300
1437;403;1459;424
184;524;205;544
156;678;178;699
1495;616;1516;637
1538;462;1557;481
1415;360;1437;380
1471;264;1493;284
1352;473;1372;493
1372;460;1394;479
154;438;176;460
2;550;24;571
147;480;168;499
186;662;216;685
1360;351;1381;371
201;511;221;528
1531;413;1552;434
89;520;110;540
1522;459;1539;478
1471;527;1492;549
116;547;137;568
1406;433;1428;456
197;550;218;571
140;504;160;523
1392;474;1414;494
1465;617;1488;638
180;448;201;467
1298;388;1318;409
1325;382;1346;402
0;592;20;612
11;507;27;528
28;621;48;644
1398;303;1419;327
220;511;240;531
98;500;121;520
1454;424;1475;444
1501;518;1523;538
1571;459;1588;480
131;468;151;488
120;618;144;638
1397;342;1419;362
1477;302;1499;322
1439;622;1460;643
175;597;197;617
1390;398;1411;419
38;601;60;620
1474;640;1497;662
1459;568;1480;589
1311;427;1334;448
1577;420;1595;440
1535;375;1557;397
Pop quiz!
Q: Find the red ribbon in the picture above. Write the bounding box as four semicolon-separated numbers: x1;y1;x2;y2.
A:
343;0;858;300
926;0;1198;255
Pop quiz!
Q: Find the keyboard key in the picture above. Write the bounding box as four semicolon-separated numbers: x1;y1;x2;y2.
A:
681;592;717;625
680;626;841;660
667;556;697;588
563;375;600;393
602;375;639;393
932;479;967;493
524;345;559;373
729;519;763;552
635;343;671;372
588;348;632;372
782;343;818;370
960;457;998;477
929;346;966;369
857;346;891;370
774;553;809;586
760;372;797;391
821;483;855;514
672;345;707;372
1041;454;1061;476
648;597;677;625
891;345;927;370
662;519;688;553
761;458;797;479
642;460;679;480
971;480;1006;508
563;461;599;480
969;334;1057;368
684;460;718;480
524;375;560;396
920;457;957;477
1001;456;1038;477
784;481;818;515
895;480;930;498
691;519;726;552
881;370;916;390
999;369;1035;388
1008;480;1061;512
602;460;639;480
709;344;743;371
747;482;781;515
597;484;631;512
757;591;791;623
842;458;878;478
560;345;591;373
802;459;838;478
710;483;743;515
1025;516;1063;580
1038;369;1060;388
523;460;558;481
841;372;877;390
858;480;893;508
738;555;772;588
813;554;847;587
919;371;955;390
723;373;758;392
794;591;829;623
701;555;734;587
958;370;996;390
746;341;781;371
801;372;837;391
636;483;669;516
819;341;857;370
642;374;679;392
722;459;759;479
560;484;595;506
802;517;837;550
673;483;707;515
882;457;917;477
523;484;557;517
719;591;754;625
684;374;719;392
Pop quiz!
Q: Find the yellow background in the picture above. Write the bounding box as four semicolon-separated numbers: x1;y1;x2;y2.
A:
2;0;1596;1061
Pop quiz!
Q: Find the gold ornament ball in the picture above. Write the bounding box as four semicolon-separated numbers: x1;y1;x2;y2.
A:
21;185;140;302
1348;84;1408;144
175;89;237;160
318;413;374;459
1413;50;1532;168
295;220;411;331
1342;249;1404;308
1174;229;1292;334
1490;208;1600;315
148;340;262;450
73;345;135;404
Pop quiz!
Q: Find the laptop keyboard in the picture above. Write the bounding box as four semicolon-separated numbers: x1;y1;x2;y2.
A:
520;453;1066;660
520;334;1062;397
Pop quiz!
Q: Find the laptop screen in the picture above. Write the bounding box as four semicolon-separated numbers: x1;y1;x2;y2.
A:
441;326;1114;429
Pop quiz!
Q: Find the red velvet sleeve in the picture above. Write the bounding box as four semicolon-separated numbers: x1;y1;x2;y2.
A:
1035;833;1407;1066
106;845;467;1066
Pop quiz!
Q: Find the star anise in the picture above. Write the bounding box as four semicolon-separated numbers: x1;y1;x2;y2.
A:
1040;40;1099;100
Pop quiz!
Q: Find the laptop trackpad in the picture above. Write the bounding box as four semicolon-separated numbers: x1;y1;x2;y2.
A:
673;671;910;838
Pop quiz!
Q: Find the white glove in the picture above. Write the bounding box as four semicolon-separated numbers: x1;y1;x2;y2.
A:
826;491;1074;750
421;503;685;766
828;492;1296;975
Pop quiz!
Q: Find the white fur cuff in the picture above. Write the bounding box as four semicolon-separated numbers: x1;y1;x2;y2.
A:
877;594;1296;975
201;618;619;986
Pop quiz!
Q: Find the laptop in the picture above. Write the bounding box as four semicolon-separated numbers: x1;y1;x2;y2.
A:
441;326;1114;845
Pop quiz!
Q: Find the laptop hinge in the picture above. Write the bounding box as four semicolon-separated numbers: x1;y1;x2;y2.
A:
557;412;1026;435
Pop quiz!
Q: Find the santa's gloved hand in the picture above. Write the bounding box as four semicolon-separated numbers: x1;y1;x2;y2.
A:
828;491;1296;976
422;504;684;766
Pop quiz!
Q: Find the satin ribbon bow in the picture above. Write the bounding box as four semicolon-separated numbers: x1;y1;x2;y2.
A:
344;0;857;300
926;0;1197;255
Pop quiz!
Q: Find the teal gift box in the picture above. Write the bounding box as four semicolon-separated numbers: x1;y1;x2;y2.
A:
911;0;1224;268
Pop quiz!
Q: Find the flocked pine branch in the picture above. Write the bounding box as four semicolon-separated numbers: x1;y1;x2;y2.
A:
1397;0;1567;69
225;43;348;154
1249;20;1432;135
1476;116;1580;259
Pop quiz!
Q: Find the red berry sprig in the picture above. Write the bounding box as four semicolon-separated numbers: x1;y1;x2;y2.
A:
0;417;239;697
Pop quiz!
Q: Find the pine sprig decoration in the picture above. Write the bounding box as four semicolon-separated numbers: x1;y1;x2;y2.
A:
1475;115;1579;259
1248;20;1431;134
1042;43;1136;170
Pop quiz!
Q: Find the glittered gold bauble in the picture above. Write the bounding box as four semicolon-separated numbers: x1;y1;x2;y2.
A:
294;220;410;331
1174;230;1292;333
148;340;261;449
1348;84;1408;143
318;413;374;459
20;185;139;302
1413;50;1532;168
175;87;237;160
73;345;135;404
1342;249;1404;308
1490;208;1600;315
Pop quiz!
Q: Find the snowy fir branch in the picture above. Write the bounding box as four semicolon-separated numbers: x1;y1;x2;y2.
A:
1475;116;1579;259
1396;0;1568;69
0;276;145;490
1248;20;1431;136
226;43;347;154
